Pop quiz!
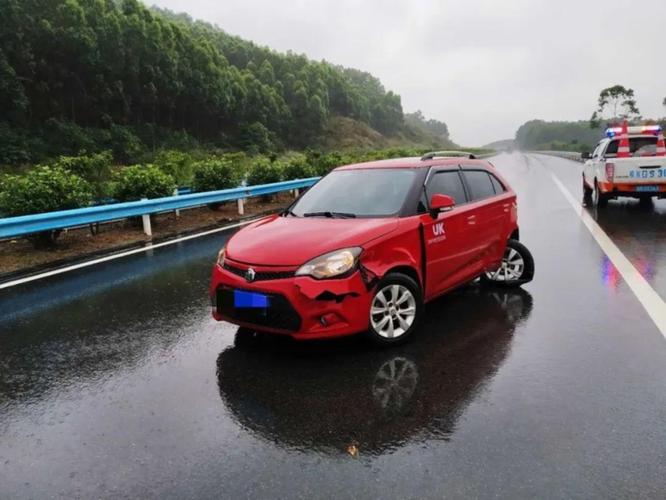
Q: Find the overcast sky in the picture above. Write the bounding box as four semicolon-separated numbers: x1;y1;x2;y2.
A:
150;0;665;145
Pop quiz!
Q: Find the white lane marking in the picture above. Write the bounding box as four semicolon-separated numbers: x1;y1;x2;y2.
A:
0;219;257;290
548;170;666;339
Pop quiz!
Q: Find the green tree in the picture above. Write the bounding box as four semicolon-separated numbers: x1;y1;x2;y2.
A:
590;85;641;128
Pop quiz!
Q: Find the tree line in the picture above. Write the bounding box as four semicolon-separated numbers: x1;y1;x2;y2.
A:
0;0;448;166
515;85;666;152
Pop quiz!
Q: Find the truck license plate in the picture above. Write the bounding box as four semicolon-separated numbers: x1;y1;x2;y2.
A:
635;185;659;192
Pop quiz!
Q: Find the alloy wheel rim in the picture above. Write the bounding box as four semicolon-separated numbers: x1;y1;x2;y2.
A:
370;284;416;338
485;247;525;282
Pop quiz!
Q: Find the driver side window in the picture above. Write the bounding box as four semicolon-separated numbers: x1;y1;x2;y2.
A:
426;170;468;206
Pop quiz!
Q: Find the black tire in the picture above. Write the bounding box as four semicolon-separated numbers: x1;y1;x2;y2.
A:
592;180;608;208
481;239;535;288
366;273;423;346
582;175;593;203
638;197;653;209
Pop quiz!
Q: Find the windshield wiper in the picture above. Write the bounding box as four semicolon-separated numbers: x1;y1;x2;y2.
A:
281;208;297;217
303;211;356;219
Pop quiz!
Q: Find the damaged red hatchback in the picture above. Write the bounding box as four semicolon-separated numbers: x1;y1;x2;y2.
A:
210;152;534;345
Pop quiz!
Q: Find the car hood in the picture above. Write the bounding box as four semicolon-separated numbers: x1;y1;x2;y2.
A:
226;215;399;266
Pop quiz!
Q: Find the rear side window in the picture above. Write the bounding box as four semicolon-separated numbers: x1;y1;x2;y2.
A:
426;171;467;205
463;170;495;201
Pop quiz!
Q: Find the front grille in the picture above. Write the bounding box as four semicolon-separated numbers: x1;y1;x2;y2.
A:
223;262;294;281
216;286;302;332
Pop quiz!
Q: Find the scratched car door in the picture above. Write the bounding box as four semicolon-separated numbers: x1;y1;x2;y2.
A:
420;168;482;300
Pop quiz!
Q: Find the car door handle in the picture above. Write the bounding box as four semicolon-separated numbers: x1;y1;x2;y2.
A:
502;203;510;213
467;215;477;225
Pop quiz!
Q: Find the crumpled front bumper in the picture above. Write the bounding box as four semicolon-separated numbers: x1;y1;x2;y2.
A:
209;263;374;340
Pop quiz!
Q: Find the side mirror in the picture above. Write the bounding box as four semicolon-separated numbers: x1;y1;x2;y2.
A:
429;194;455;218
581;152;592;160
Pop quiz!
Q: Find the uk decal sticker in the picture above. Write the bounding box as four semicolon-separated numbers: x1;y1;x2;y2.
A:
428;222;446;244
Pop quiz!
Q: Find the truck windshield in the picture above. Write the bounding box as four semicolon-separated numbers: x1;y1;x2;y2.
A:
290;168;416;218
605;137;658;157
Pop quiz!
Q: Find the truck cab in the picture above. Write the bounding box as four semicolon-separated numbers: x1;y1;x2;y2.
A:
582;124;666;207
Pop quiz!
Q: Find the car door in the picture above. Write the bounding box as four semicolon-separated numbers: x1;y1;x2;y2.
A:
460;168;510;270
585;141;605;183
420;168;482;300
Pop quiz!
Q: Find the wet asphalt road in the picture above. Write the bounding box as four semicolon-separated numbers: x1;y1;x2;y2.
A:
1;152;665;499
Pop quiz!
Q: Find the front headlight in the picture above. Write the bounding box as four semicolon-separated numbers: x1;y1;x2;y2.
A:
217;246;226;267
295;247;362;279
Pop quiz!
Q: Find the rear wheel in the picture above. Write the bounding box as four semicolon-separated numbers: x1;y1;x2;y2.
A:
638;197;653;209
367;273;423;346
592;180;608;208
583;175;593;203
481;239;534;287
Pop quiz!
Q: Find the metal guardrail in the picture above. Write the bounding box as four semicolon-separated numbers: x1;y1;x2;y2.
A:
0;177;319;239
534;151;584;162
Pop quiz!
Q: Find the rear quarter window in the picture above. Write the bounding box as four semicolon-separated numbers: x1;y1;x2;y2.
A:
463;170;495;201
489;174;505;194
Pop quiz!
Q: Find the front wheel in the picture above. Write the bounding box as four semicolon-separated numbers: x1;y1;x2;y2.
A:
481;239;534;287
367;273;423;346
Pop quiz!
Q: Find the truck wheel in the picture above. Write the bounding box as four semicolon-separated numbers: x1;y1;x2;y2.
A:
481;239;534;288
367;273;423;346
638;197;653;209
583;175;593;203
592;180;608;208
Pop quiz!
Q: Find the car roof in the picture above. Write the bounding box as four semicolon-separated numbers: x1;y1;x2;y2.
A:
335;156;493;171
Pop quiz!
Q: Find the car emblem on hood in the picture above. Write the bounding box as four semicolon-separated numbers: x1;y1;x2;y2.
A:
245;268;256;282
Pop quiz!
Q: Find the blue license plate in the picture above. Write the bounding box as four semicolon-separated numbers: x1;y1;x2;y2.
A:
629;168;665;179
234;290;269;308
636;185;659;192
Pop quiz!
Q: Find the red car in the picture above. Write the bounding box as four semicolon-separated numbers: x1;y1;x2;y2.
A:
210;152;534;345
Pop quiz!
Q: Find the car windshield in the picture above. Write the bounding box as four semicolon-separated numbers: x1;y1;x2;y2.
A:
290;168;416;218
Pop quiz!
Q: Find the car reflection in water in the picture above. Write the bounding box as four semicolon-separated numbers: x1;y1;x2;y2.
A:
216;285;533;456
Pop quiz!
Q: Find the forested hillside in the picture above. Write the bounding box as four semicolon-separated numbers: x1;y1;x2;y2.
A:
514;120;604;152
0;0;450;166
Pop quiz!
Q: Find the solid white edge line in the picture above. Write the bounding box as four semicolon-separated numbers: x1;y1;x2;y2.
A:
547;169;666;339
0;218;258;290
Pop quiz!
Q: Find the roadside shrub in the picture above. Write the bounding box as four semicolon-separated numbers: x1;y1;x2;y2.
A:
219;152;251;179
247;157;284;186
281;154;316;180
0;166;92;216
0;166;93;247
192;157;241;192
307;151;348;176
154;150;194;186
53;151;114;198
113;164;176;202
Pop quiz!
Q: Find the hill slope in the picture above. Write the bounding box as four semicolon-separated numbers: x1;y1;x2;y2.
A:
0;0;451;164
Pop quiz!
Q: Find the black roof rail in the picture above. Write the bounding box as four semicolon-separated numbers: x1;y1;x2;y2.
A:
420;151;477;161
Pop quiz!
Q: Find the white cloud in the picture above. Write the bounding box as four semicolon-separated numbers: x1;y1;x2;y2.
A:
150;0;666;145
